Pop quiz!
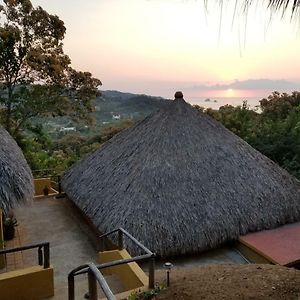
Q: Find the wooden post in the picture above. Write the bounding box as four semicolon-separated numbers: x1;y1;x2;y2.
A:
0;210;5;269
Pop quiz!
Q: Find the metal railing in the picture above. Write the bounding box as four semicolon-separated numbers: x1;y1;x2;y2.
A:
99;227;156;288
0;242;50;269
32;168;60;178
68;228;155;300
68;263;116;300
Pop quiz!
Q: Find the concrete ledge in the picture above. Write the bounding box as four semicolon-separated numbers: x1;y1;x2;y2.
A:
0;265;54;300
34;190;58;200
98;249;148;299
236;242;275;265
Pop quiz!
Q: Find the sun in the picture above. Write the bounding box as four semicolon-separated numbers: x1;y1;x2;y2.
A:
225;88;234;97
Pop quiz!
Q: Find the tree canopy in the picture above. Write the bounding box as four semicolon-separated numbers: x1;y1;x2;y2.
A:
196;91;300;179
0;0;101;136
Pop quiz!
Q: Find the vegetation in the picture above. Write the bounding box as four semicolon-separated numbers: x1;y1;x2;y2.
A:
196;91;300;179
3;211;18;240
0;2;299;183
128;285;165;300
10;89;166;176
92;92;167;126
8;89;300;182
0;0;299;185
22;119;134;176
0;0;101;138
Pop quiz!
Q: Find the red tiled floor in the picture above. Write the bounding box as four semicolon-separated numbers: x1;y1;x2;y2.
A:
239;222;300;266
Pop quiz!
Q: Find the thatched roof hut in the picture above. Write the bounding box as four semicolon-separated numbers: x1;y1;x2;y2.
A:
0;127;33;213
62;93;300;257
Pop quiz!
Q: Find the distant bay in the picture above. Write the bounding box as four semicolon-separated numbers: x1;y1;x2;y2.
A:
187;97;262;110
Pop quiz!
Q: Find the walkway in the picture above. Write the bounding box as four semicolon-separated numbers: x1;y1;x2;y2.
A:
14;197;123;299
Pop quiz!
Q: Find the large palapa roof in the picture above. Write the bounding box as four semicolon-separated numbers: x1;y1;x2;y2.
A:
0;127;33;213
62;94;300;257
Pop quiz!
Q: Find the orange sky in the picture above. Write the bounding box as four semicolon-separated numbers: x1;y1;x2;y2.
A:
31;0;300;99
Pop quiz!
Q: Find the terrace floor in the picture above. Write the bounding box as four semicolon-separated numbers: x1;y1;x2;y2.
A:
13;197;124;299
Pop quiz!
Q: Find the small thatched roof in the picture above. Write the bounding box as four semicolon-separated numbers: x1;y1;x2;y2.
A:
0;127;33;213
62;93;300;257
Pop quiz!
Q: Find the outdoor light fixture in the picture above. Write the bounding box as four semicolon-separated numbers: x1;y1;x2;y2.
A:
164;262;173;287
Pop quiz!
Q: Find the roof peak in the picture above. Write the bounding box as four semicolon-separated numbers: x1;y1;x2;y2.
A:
174;91;183;99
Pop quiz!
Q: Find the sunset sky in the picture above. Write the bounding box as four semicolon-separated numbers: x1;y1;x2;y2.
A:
31;0;300;100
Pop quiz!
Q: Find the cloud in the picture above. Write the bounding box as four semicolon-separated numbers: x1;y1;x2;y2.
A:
189;79;300;91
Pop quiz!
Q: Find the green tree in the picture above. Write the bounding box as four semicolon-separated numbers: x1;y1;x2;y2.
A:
259;91;300;120
0;0;101;136
250;92;300;178
201;101;258;142
204;92;300;179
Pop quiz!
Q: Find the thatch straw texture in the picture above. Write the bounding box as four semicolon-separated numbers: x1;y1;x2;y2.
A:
62;97;300;257
0;127;33;213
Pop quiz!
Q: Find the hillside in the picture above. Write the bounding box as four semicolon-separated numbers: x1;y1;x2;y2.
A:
94;90;170;123
40;90;170;136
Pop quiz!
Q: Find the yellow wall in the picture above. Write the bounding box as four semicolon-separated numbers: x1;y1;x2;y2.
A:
97;249;148;291
236;242;276;265
34;178;58;197
0;265;54;300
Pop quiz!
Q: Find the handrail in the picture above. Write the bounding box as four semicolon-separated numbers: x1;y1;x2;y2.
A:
98;228;119;239
32;168;62;175
68;228;156;299
72;253;153;277
0;242;50;269
99;227;153;254
119;227;153;254
32;168;57;172
99;227;155;287
68;263;115;300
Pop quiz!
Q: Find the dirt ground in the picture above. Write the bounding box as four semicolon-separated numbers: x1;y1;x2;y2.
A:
155;264;300;300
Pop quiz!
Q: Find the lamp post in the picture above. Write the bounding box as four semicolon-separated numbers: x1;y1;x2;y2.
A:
164;262;173;287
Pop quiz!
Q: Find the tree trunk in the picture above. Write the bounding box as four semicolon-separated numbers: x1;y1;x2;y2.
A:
5;85;12;134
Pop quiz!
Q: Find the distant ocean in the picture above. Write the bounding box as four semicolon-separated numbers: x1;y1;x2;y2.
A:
187;97;262;110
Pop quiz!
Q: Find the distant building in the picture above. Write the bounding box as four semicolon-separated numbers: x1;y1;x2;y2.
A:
112;114;121;120
59;127;76;132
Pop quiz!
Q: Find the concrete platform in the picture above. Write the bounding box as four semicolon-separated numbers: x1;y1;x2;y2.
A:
13;197;119;299
239;222;300;267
